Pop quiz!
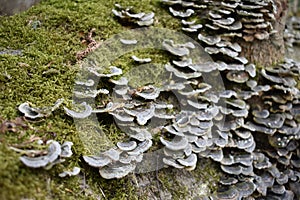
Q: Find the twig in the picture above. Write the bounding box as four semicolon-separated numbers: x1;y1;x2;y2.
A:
76;28;101;60
9;146;47;156
99;185;107;200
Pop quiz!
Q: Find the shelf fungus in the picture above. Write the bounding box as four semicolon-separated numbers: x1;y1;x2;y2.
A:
120;38;138;45
131;55;152;63
159;0;297;197
75;79;95;87
76;2;300;197
18;99;64;119
87;66;122;77
182;23;203;32
172;58;193;67
116;141;137;151
59;167;81;178
64;102;92;119
226;70;249;83
112;4;154;26
169;7;194;18
285;16;300;51
162;39;192;57
74;88;109;98
99;162;136;179
83;155;112;168
20;140;73;169
160;136;189;151
123;104;155;125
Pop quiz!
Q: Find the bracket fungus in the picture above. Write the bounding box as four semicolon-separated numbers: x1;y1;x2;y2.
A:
123;104;155;125
64;102;92;119
169;7;194;18
83;155;112;168
71;2;300;199
2;2;298;200
131;55;152;63
99;162;136;179
162;39;192;57
20;140;73;169
120;38;138;45
160;136;189;151
59;167;81;178
18;99;64;119
112;4;154;26
116;141;137;151
157;0;300;198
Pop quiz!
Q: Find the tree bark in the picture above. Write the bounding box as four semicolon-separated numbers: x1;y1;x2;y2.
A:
239;0;289;67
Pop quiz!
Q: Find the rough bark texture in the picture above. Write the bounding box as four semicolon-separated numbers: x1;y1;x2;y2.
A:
239;0;289;67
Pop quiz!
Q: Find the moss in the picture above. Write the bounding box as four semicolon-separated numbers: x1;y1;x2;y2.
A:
0;0;220;199
113;49;172;88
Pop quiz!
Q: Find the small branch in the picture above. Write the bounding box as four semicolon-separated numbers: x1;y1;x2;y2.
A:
76;28;101;60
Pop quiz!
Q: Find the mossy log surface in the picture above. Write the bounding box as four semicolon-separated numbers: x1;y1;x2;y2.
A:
0;0;221;199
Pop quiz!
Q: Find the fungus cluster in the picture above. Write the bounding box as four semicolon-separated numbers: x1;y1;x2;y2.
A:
72;34;231;177
285;16;300;52
16;1;300;199
161;0;278;92
206;59;300;199
160;0;300;199
163;0;276;42
74;36;300;197
112;4;155;26
68;1;300;198
20;140;73;169
59;166;81;178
